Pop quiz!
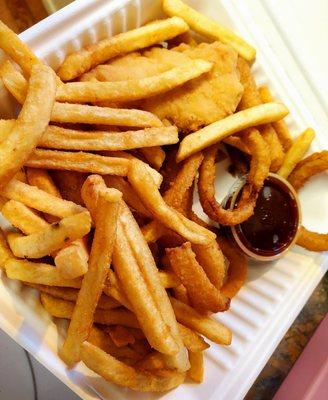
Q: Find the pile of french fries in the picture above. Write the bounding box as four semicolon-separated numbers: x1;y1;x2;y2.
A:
0;0;323;393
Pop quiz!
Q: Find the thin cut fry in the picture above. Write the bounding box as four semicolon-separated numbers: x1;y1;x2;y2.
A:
102;150;162;187
0;61;27;103
114;220;179;356
166;242;230;312
177;103;288;161
26;149;130;176
5;259;82;287
40;293;139;328
128;159;216;245
26;283;120;310
106;326;135;347
80;342;185;392
187;351;204;383
178;324;209;352
104;176;152;218
259;85;293;151
277;128;315;179
2;200;48;234
237;58;284;171
2;179;85;217
26;167;89;278
120;201;189;371
0;229;13;268
56;60;212;103
51;170;86;206
139;147;166;170
7;211;91;259
163;0;256;61
88;327;141;361
158;270;180;288
0;64;163;128
218;236;248;298
38;125;179;151
170;296;232;345
57;17;189;80
0;21;41;75
0;64;56;188
60;188;121;366
223;135;250;154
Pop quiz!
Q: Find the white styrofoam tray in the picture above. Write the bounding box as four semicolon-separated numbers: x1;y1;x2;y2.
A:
0;1;327;399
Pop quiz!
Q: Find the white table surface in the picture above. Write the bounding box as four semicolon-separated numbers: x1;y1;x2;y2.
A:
1;0;327;399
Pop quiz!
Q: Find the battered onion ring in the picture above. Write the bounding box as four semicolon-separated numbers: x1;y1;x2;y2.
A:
217;236;247;298
288;151;328;251
198;129;270;226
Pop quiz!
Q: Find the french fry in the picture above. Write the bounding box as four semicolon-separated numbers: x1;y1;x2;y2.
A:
56;60;212;102
1;179;85;217
0;229;13;268
26;283;120;310
162;0;256;61
60;188;121;366
259;85;293;151
128;160;215;245
187;351;204;383
2;200;49;234
138;147;166;170
170;296;232;345
26;167;61;223
38;125;179;151
106;326;135;347
40;293;139;328
0;21;41;76
26;168;89;278
114;220;179;355
158;270;180;288
7;211;91;259
80;342;185;392
5;259;82;287
237;58;285;171
277;128;315;179
51;170;86;206
104;176;152;218
0;64;56;189
120;201;189;371
0;61;27;103
166;242;230;312
177;103;288;161
57;17;189;80
223;135;250;154
0;64;163;128
25;149;130;176
82;177;179;356
102;150;162;188
88;327;141;361
103;270;132;310
178;324;209;352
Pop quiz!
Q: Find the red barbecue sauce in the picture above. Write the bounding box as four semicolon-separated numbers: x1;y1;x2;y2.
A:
231;175;300;258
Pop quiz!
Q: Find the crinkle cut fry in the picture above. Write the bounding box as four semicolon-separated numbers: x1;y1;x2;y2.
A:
288;151;328;251
166;242;230;312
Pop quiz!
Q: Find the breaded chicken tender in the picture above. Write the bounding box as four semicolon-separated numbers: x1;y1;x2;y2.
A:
80;42;243;131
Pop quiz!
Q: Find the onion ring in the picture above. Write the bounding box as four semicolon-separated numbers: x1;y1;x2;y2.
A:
288;151;328;251
198;129;270;226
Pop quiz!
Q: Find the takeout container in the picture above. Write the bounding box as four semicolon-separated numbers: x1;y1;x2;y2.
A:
0;1;327;399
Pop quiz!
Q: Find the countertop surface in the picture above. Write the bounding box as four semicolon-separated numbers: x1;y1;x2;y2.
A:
0;1;327;399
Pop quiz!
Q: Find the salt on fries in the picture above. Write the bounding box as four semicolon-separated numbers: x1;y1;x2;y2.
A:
57;16;189;80
0;0;326;393
177;103;289;161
